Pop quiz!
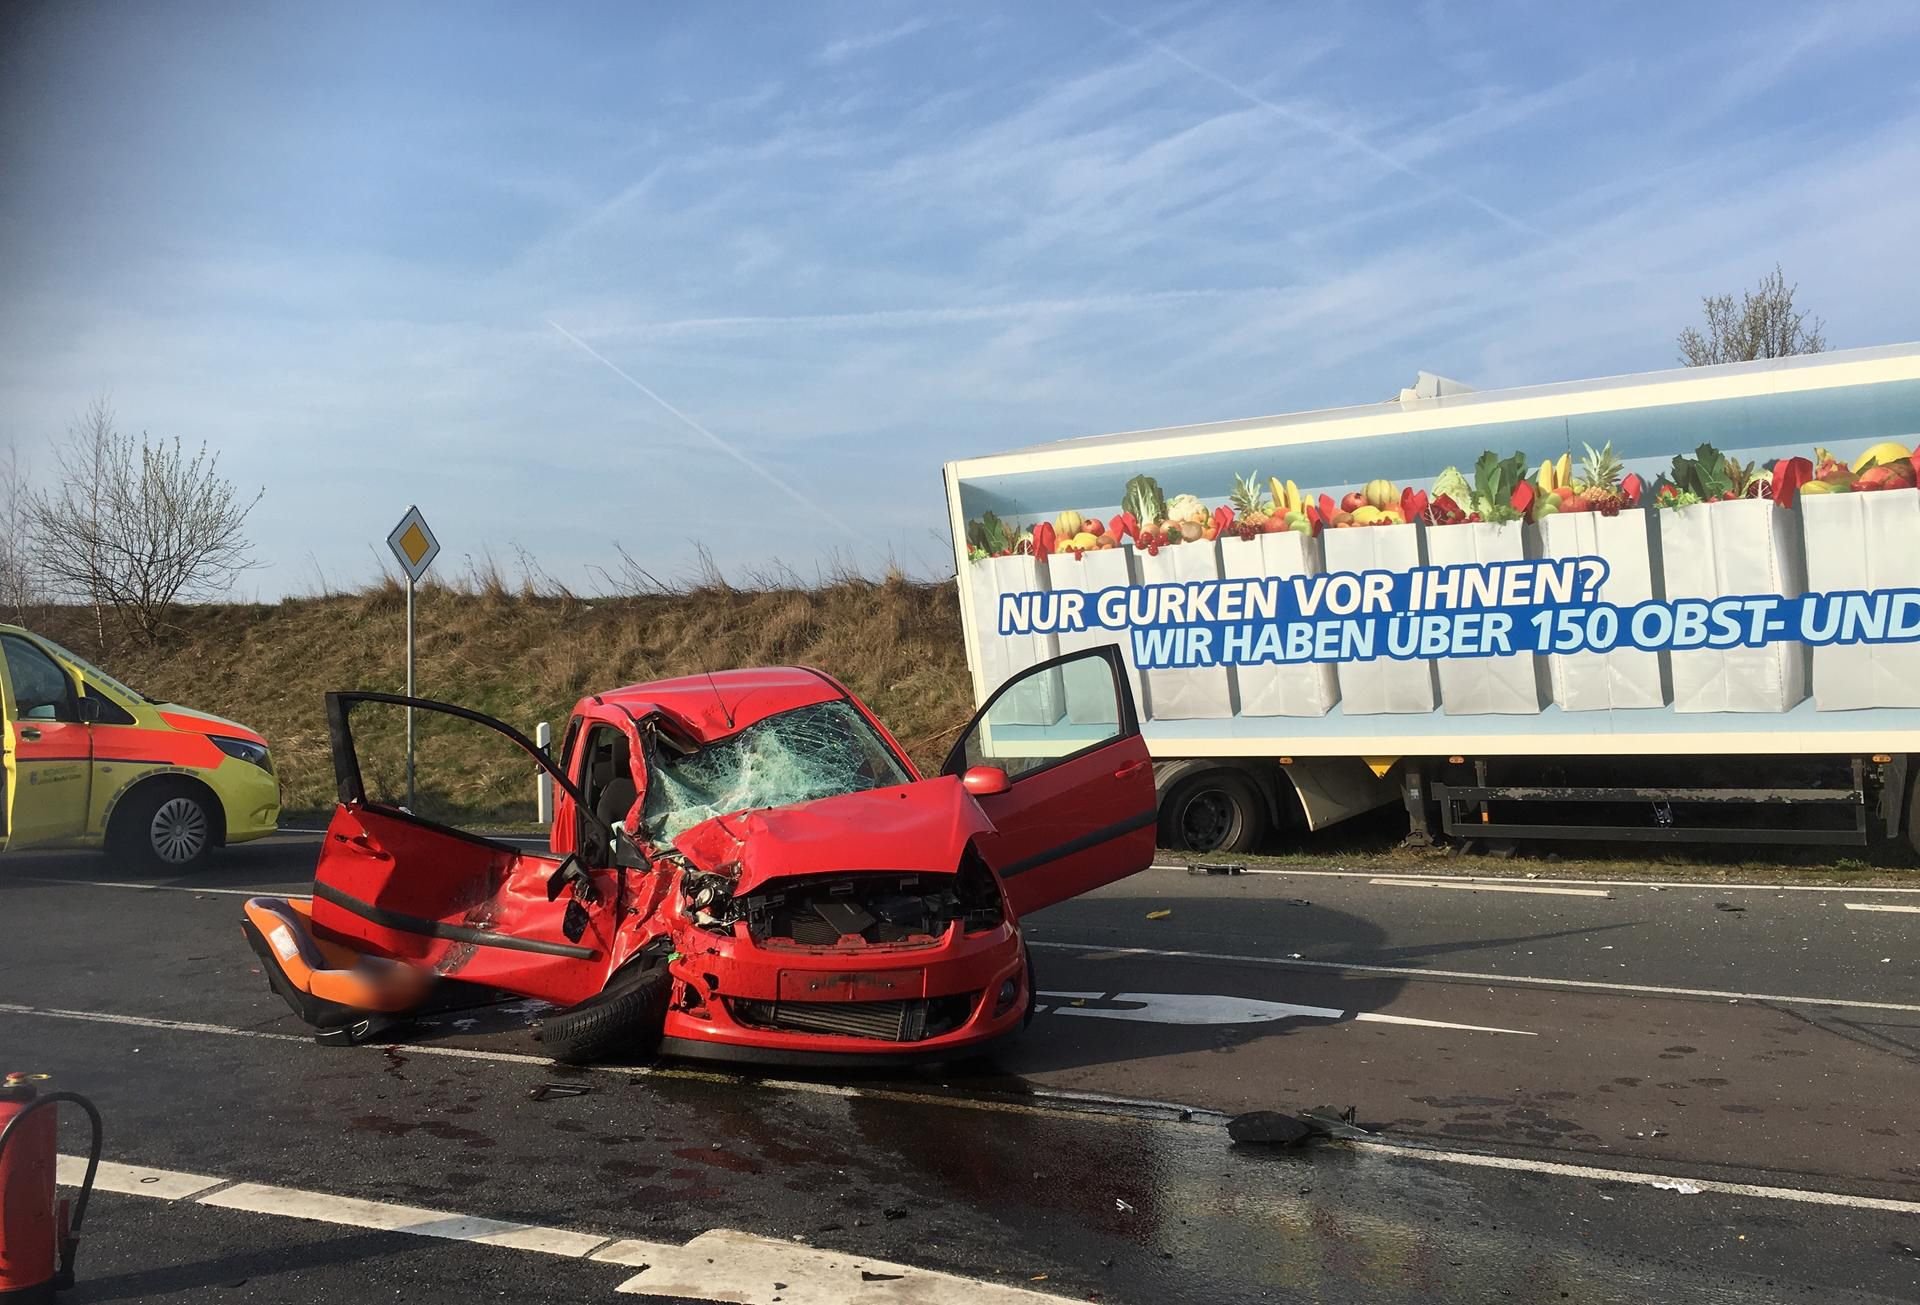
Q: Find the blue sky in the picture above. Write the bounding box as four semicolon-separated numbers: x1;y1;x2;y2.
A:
3;1;1917;596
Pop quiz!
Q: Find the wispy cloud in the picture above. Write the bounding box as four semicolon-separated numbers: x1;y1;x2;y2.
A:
4;4;1917;592
1091;8;1548;240
817;17;933;66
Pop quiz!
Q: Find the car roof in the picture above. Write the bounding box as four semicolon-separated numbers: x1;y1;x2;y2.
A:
591;666;848;741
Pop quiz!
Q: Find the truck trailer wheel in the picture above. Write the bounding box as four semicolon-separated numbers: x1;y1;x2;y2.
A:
1908;763;1920;859
1159;770;1267;854
537;963;670;1065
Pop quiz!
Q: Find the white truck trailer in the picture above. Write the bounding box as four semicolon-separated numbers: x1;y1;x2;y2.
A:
943;344;1920;854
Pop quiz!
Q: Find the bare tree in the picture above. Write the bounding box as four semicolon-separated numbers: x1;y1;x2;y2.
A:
29;400;264;644
1677;264;1827;366
0;437;35;619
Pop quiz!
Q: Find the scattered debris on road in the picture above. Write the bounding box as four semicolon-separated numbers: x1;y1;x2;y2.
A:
1190;862;1245;876
527;1082;591;1101
1114;1198;1134;1213
1651;1179;1702;1195
1146;909;1172;920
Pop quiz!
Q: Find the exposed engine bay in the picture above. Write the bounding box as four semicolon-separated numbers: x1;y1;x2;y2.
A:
680;858;1004;947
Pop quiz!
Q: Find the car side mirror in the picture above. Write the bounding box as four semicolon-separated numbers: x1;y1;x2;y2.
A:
962;765;1011;797
75;696;104;723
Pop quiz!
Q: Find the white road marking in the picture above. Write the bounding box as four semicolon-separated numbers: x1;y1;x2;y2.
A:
615;1227;1062;1303
1150;863;1920;894
57;1156;1071;1302
204;1182;613;1256
1351;1140;1920;1217
55;1155;225;1200
22;878;271;896
1844;902;1920;914
1368;877;1612;898
1029;941;1920;1014
1039;990;1533;1036
0;1001;1219;1127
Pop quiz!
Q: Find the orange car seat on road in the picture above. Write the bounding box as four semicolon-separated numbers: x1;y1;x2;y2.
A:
241;896;432;1038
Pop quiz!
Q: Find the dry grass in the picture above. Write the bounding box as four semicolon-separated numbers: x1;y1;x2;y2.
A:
24;575;973;820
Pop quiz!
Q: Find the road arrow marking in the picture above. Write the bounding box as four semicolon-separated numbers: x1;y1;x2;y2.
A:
1039;991;1534;1035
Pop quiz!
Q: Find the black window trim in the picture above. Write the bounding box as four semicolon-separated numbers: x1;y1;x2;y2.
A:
325;691;612;858
940;644;1141;785
1;633;81;723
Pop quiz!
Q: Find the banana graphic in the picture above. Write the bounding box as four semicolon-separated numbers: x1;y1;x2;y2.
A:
1556;451;1572;488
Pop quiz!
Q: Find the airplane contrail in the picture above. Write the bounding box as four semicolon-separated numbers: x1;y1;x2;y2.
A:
1094;9;1546;241
544;318;849;531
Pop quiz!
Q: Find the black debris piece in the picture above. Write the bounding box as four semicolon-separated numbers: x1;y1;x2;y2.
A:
527;1082;591;1101
1227;1111;1318;1146
882;1206;908;1221
1714;902;1747;913
1301;1104;1374;1138
1191;862;1245;876
861;1270;905;1282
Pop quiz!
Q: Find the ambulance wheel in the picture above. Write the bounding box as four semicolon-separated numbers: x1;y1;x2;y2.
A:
111;779;219;871
538;962;670;1065
1160;771;1267;854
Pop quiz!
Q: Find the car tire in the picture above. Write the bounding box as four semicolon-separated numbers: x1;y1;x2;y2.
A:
1022;946;1038;1029
1158;770;1268;855
110;780;218;872
538;963;670;1065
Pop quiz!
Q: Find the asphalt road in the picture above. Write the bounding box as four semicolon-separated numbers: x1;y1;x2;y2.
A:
3;832;1917;1303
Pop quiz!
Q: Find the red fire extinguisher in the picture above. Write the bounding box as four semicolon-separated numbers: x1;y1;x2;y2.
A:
0;1073;102;1303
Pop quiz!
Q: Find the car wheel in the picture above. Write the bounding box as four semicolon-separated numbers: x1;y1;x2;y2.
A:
1023;946;1038;1029
111;781;217;871
1159;771;1267;854
538;963;670;1065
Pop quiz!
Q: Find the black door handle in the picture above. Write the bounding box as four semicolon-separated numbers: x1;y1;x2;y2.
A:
19;727;42;742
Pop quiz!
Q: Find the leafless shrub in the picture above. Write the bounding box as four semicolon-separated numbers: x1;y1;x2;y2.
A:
0;437;36;619
1678;264;1827;366
28;400;263;644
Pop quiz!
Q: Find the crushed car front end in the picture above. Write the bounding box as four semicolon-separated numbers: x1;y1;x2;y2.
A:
648;781;1031;1065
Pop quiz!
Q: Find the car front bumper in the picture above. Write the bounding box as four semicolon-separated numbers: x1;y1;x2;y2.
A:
214;757;281;843
659;922;1029;1063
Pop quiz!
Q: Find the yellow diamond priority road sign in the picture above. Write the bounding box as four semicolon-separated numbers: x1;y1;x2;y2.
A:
386;506;440;582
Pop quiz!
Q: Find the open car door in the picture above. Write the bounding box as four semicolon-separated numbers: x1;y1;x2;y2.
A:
944;646;1155;916
306;692;628;1008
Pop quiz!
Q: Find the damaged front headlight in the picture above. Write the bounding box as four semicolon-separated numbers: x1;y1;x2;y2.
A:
681;869;740;935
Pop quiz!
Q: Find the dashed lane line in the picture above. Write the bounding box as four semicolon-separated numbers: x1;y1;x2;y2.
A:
1028;940;1920;1014
0;1001;1221;1126
22;878;267;896
1348;1141;1920;1217
1844;902;1920;914
1150;863;1920;893
1367;877;1612;898
58;1156;1066;1304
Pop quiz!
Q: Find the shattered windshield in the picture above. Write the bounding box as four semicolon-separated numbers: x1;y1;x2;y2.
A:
643;699;912;844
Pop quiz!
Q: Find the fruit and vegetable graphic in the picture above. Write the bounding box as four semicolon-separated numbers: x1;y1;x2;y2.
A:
967;436;1916;562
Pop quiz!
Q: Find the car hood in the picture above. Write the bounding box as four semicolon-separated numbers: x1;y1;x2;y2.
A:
670;778;994;892
156;703;267;745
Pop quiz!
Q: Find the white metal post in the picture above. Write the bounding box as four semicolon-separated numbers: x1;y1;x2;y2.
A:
405;575;415;811
535;721;553;825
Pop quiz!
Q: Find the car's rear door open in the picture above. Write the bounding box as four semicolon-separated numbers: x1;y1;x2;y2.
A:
943;646;1156;915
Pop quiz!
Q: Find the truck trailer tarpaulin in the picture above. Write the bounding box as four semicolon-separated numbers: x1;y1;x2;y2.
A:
941;344;1920;853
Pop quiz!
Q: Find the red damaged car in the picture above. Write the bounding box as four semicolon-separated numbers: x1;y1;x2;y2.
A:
243;646;1155;1065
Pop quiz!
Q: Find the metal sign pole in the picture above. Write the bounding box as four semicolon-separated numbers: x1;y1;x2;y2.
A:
405;574;416;810
386;504;440;816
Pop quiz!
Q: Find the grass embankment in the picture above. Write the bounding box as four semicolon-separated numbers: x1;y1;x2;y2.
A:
24;582;1916;877
29;575;976;821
